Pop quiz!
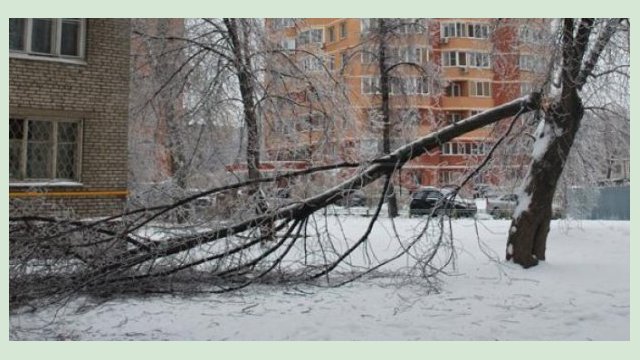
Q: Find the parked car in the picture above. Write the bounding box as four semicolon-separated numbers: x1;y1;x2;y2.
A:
335;189;367;207
487;193;564;219
486;193;518;218
409;187;477;217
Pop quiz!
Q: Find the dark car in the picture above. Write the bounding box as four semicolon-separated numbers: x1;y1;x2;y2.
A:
409;187;477;217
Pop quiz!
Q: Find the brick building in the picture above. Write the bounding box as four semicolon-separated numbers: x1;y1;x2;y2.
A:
9;18;131;218
262;18;548;191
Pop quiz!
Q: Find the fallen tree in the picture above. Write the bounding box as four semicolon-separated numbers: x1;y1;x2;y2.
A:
10;94;540;307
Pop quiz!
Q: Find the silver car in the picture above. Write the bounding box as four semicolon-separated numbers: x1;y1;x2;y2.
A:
486;194;518;218
487;193;564;219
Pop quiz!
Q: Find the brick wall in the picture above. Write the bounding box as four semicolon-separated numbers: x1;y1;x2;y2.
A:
9;19;131;218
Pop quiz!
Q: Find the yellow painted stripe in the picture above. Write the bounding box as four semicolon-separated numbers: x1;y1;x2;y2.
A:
9;190;128;198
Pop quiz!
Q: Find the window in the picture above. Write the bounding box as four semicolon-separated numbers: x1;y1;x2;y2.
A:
446;113;463;123
341;52;349;69
468;23;490;39
389;77;430;95
279;38;295;50
396;19;425;34
271;18;295;29
361;47;376;64
392;46;426;63
518;25;545;44
470;81;492;97
300;56;327;72
441;141;489;156
328;55;336;71
520;82;534;96
441;142;456;155
441;51;467;67
441;51;489;68
361;77;381;94
9;118;81;181
442;51;456;66
441;23;456;38
10;18;85;59
445;82;462;97
361;19;377;33
339;22;347;39
297;29;323;46
439;170;462;184
519;54;545;72
327;26;336;43
416;77;430;94
441;21;489;39
468;52;490;68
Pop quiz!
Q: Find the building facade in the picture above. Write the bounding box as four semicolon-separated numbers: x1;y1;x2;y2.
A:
263;18;548;191
9;18;131;218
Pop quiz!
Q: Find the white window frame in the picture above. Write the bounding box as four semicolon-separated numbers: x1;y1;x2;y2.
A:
446;82;462;97
388;77;430;95
279;38;296;51
271;18;295;30
9;18;86;64
518;25;545;44
9;117;83;183
447;113;463;123
468;52;491;68
470;81;492;97
439;170;462;184
361;19;377;33
361;77;381;94
297;28;323;46
519;54;544;72
441;22;489;39
300;56;326;73
441;141;488;156
361;47;376;64
520;82;534;96
441;51;468;67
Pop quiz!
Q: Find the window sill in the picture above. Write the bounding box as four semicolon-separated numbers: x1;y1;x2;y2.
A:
9;52;87;66
10;181;84;188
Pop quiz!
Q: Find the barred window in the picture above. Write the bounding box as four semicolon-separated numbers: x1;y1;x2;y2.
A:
9;118;81;181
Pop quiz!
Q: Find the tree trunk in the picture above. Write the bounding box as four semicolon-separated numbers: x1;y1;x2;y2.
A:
506;91;584;268
224;18;274;240
377;19;399;218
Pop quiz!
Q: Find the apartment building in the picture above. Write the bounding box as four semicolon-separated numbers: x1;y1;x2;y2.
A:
9;18;131;218
263;18;548;190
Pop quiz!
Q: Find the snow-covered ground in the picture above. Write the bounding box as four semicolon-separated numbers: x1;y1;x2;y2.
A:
9;217;629;340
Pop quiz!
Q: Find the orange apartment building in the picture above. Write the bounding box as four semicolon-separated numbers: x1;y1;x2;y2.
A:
258;19;547;192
